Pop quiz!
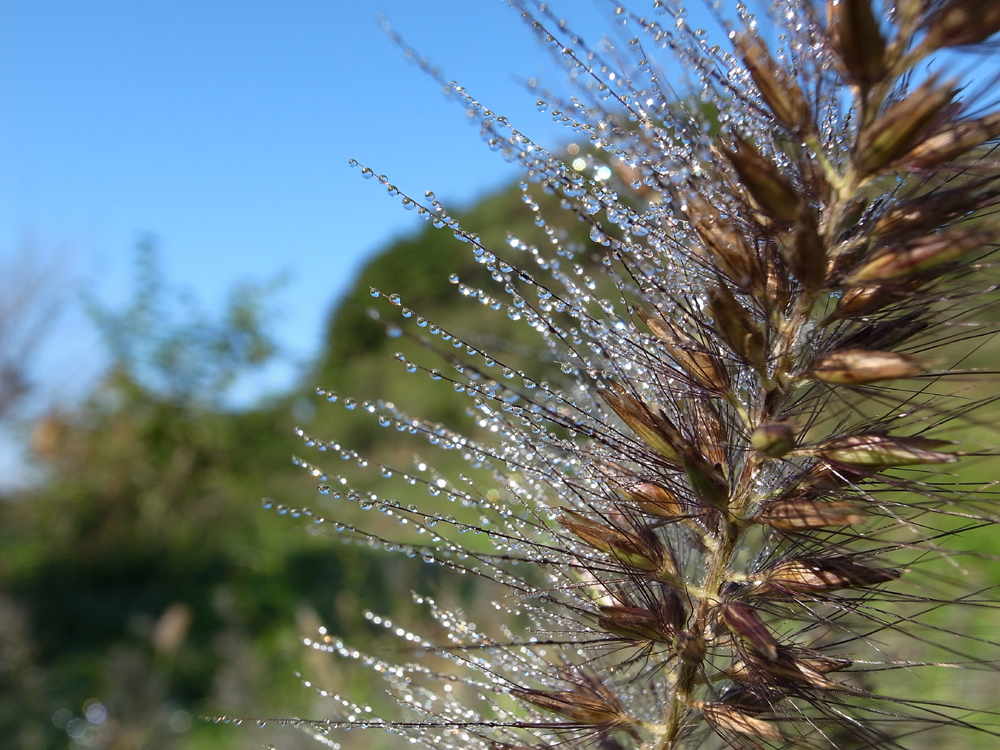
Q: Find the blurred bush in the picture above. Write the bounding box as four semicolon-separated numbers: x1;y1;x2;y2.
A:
0;242;412;749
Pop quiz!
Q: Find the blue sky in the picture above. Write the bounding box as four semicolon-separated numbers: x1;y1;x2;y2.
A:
0;1;631;410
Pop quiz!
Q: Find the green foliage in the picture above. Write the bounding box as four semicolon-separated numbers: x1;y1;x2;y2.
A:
0;244;370;749
87;238;280;405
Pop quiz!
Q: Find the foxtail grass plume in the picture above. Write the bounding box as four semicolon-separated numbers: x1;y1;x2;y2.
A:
233;1;1000;747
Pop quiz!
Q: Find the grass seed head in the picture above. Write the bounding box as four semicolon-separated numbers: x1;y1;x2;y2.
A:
275;2;1000;748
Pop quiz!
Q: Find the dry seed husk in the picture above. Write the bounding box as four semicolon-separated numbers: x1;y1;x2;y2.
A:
598;383;685;465
714;686;783;714
637;307;729;392
763;653;843;691
906;112;1000;168
688;398;728;469
799;461;870;490
719;135;800;224
814;433;958;467
809;348;923;384
680;191;759;288
846;226;994;284
874;182;1000;239
702;702;783;742
557;510;668;574
682;449;731;510
797;651;854;675
758;556;900;594
833;283;910;318
827;0;885;87
615;481;683;518
730;648;853;686
923;0;1000;50
657;585;687;634
795;648;853;669
733;32;811;133
788;206;827;289
836;310;928;351
708;283;767;369
759;498;867;530
764;242;791;312
856;78;956;174
730;653;843;692
597;605;670;643
510;689;622;725
720;602;779;660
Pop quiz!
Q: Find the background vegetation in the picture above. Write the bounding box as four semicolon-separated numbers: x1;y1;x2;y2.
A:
0;175;594;750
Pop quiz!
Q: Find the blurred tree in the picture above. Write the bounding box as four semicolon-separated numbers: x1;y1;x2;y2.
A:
86;237;279;407
0;242;382;750
0;245;61;425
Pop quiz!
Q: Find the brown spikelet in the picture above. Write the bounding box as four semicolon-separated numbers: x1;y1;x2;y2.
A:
845;226;996;284
637;306;730;393
702;702;783;742
688;398;728;469
855;78;956;174
557;510;671;575
708;283;767;370
809;349;924;384
679;190;760;289
827;0;886;88
720;602;780;661
757;556;901;595
811;433;958;467
741;650;848;692
614;480;684;518
597;382;686;465
719;135;800;224
787;206;827;290
758;498;867;531
597;605;673;643
763;243;791;313
874;182;1000;239
905;112;1000;168
922;0;1000;50
733;32;811;134
681;448;731;511
833;282;911;318
510;688;624;726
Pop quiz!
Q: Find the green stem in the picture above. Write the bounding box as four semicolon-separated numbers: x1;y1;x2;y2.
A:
655;520;740;748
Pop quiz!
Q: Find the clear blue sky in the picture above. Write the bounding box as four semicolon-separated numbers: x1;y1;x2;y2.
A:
0;0;628;407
